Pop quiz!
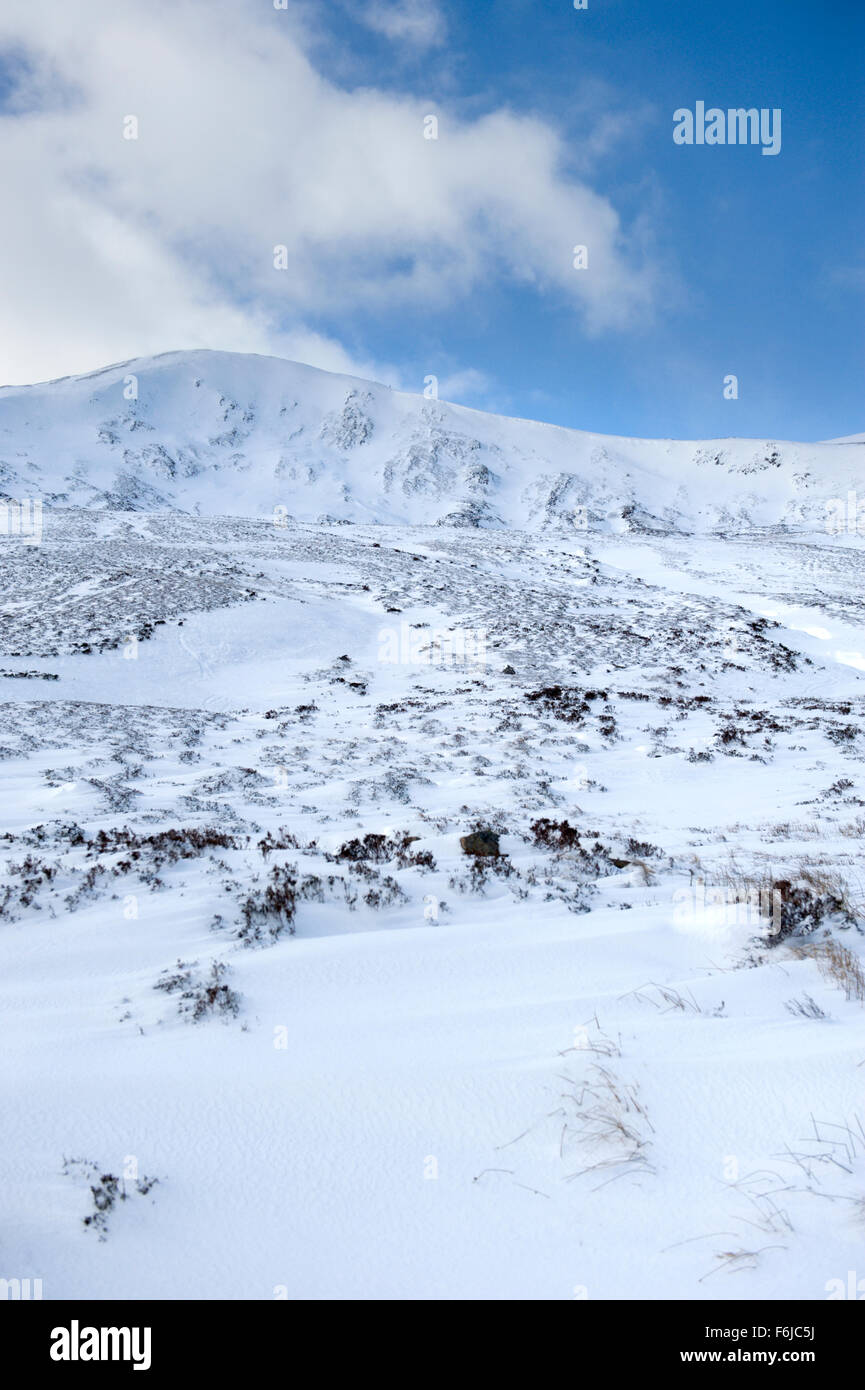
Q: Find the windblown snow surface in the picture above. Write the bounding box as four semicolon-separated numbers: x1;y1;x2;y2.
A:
1;351;864;1300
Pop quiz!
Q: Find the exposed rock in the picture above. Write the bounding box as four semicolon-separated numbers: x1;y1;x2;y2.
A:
460;829;500;857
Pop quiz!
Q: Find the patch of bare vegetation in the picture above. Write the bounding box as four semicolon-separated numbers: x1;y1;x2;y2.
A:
155;958;241;1021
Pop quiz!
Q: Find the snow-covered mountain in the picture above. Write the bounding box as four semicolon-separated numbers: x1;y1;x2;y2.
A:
2;350;865;1303
1;348;861;531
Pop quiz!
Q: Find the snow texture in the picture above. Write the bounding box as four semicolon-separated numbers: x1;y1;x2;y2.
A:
1;352;864;1300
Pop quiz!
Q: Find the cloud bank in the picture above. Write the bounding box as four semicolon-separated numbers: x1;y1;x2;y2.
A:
0;0;658;387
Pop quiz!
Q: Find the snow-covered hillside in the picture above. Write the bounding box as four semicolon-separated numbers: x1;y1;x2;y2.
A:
1;353;864;1301
1;349;862;532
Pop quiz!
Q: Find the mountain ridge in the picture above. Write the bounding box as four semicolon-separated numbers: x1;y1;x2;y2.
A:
1;348;861;533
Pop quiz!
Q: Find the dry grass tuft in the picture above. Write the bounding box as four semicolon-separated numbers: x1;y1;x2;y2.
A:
792;939;865;1003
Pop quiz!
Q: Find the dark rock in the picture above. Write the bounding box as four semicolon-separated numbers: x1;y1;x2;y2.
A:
460;829;500;858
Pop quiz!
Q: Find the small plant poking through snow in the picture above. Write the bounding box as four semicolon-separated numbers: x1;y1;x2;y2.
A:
333;830;435;870
529;819;624;878
155;958;241;1020
556;1061;655;1182
765;877;857;945
792;939;865;1003
784;993;829;1019
62;1157;160;1241
237;865;297;944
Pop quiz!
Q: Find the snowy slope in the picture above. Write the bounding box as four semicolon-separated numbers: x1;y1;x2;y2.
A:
1;356;864;1303
1;349;862;532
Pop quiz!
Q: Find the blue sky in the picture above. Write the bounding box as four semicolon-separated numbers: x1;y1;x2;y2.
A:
0;0;861;440
304;0;865;439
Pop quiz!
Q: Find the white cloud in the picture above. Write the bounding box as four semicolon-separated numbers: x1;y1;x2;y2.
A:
436;367;494;404
360;1;447;48
0;0;660;385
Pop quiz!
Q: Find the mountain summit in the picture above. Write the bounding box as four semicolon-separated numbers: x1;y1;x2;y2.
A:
1;349;859;532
